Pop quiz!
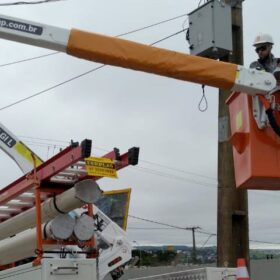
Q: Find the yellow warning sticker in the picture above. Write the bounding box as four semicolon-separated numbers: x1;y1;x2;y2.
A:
236;111;243;130
85;157;118;178
14;141;43;167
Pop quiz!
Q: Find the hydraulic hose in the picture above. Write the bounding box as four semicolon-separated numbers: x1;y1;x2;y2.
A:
258;94;280;137
266;108;280;137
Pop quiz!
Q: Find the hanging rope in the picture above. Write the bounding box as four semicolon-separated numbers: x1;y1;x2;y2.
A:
198;85;208;112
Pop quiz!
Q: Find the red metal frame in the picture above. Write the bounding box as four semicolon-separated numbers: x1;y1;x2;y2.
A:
0;140;137;267
0;144;85;205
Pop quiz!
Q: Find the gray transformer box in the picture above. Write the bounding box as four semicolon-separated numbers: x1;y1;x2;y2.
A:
188;0;232;58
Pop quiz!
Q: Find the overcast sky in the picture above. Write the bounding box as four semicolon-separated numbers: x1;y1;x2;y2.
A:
0;0;279;249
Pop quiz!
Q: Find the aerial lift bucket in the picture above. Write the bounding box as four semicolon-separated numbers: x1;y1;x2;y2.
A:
226;92;280;190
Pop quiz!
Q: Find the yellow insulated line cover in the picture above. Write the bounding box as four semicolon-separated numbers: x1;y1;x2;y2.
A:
67;29;237;90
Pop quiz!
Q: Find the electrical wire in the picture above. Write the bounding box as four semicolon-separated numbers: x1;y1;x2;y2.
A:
18;135;70;144
0;52;59;68
130;166;216;189
129;215;280;246
0;0;64;5
141;159;216;181
0;29;187;111
129;215;197;231
150;29;187;46
0;64;106;111
201;234;215;248
116;14;188;37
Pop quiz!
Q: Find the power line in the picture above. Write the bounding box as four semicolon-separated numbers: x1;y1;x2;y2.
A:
150;29;186;46
141;159;216;181
130;166;216;189
18;135;70;144
0;64;105;111
201;234;215;248
116;14;187;37
0;29;186;111
129;214;280;246
0;0;65;5
129;215;196;231
0;52;59;67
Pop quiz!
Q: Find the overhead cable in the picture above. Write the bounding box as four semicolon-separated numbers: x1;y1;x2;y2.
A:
129;214;280;246
117;14;187;37
150;29;186;46
0;64;105;111
0;29;186;111
0;0;65;6
130;166;216;188
129;215;196;231
0;52;59;68
141;159;216;181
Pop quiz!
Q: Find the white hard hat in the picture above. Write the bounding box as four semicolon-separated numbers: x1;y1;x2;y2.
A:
253;33;274;46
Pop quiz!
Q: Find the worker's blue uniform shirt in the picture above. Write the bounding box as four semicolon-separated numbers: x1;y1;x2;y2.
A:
250;54;280;73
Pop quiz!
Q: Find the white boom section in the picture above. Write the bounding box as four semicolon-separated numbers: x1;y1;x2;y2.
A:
0;14;276;95
232;65;276;95
0;179;102;241
0;122;43;173
0;14;69;51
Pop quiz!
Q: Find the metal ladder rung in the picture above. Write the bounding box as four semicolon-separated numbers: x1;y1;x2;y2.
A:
7;200;34;207
0;213;10;218
50;160;87;184
0;207;21;213
50;177;78;184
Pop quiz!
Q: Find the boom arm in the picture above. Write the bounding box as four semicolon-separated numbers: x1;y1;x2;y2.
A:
0;14;276;95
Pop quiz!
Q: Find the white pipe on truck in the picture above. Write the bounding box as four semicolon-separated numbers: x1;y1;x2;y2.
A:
0;214;76;265
45;214;75;240
0;179;102;241
73;214;95;241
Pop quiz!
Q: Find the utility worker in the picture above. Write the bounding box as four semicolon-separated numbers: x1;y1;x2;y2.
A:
250;33;279;74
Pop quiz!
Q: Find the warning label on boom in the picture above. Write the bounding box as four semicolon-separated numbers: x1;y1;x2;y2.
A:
85;157;118;178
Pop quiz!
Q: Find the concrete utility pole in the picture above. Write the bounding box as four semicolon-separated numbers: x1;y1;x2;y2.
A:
217;0;249;268
192;227;197;263
190;226;200;264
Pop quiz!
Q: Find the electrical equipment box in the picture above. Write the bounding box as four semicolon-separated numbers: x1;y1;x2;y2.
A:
188;0;232;58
